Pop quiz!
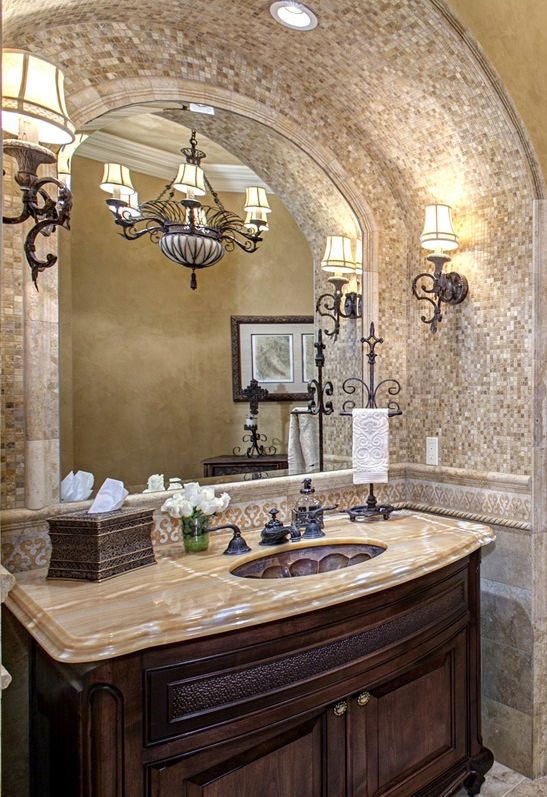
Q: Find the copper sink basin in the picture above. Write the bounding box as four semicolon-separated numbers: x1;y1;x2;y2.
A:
231;542;386;579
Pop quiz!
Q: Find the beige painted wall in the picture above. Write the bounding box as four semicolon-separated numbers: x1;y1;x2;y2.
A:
59;156;313;489
447;0;547;185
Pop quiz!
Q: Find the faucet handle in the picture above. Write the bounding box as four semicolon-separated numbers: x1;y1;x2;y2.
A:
205;523;251;556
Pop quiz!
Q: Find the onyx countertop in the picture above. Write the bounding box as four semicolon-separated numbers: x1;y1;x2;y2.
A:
5;511;495;663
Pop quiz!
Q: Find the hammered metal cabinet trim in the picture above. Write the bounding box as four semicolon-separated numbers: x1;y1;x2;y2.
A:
145;580;466;744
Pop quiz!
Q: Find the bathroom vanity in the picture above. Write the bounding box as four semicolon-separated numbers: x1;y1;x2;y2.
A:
6;512;495;797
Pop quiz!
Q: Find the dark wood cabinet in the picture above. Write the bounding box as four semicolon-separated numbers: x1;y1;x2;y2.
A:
28;552;492;796
201;453;288;478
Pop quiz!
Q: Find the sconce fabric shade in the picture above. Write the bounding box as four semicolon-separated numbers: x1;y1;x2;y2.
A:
245;209;269;232
57;133;88;188
100;163;135;195
244;186;271;214
321;235;355;274
173;163;206;196
2;49;75;144
420;204;459;252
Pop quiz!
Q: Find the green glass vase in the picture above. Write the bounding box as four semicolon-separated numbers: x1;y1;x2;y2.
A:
181;513;212;553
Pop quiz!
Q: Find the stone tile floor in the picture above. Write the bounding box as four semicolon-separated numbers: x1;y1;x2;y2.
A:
454;762;547;797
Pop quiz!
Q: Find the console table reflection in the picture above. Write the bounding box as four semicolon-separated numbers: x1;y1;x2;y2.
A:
202;454;288;478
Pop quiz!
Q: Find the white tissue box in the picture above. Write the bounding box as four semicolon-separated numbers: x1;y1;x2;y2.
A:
47;507;156;581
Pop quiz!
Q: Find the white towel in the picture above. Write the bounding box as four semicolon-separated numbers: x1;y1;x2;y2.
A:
352;408;389;484
288;409;320;474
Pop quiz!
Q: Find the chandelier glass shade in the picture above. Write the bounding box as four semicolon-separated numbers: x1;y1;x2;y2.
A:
244;186;271;215
103;130;268;290
173;162;206;195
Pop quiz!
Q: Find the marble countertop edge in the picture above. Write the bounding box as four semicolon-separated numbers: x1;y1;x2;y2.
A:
5;512;496;664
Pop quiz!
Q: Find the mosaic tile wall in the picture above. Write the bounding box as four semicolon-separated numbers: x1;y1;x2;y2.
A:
1;158;25;509
0;0;539;489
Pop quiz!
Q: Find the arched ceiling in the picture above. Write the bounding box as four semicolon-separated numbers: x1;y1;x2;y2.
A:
2;0;541;225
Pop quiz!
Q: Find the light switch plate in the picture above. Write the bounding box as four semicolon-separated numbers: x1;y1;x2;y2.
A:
426;436;439;466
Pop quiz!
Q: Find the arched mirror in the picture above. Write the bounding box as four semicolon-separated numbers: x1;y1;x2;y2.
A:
59;103;363;493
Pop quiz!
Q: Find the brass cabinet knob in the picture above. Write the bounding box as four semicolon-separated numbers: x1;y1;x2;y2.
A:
357;691;371;707
333;700;348;716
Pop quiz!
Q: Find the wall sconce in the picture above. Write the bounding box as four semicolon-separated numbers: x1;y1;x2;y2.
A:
1;49;75;287
316;235;362;341
57;133;88;190
412;204;468;333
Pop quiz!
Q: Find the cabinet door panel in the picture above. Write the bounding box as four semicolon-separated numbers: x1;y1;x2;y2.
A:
149;713;336;797
351;631;467;797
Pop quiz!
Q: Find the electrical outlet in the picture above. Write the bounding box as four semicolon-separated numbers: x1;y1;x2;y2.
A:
426;436;439;466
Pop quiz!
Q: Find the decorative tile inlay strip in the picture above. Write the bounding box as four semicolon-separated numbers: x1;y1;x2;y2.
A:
0;467;530;573
398;503;531;532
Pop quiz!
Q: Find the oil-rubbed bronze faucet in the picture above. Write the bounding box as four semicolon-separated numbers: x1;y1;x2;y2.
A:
259;509;300;546
205;524;252;555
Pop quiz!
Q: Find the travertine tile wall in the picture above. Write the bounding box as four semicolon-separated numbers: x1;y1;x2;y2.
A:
532;200;547;778
481;527;534;775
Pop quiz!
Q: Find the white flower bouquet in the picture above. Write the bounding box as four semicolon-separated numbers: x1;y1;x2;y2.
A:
161;482;230;552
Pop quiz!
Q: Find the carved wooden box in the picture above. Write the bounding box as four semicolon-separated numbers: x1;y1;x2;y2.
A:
47;507;156;581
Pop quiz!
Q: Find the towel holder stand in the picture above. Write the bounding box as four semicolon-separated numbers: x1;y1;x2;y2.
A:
307;328;334;471
341;322;402;520
308;322;403;521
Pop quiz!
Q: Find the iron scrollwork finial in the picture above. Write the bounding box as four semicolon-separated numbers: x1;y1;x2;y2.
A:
233;380;278;458
341;323;402;416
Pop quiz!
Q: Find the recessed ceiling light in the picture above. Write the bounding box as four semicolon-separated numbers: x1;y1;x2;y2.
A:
189;103;215;116
270;1;318;31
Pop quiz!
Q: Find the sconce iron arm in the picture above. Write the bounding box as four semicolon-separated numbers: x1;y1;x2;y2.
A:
3;175;72;288
316;278;362;341
412;253;468;334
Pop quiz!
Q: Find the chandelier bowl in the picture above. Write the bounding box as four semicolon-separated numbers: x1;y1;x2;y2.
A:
159;226;225;270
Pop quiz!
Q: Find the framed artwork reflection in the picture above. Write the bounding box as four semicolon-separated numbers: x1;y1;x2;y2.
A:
231;315;315;401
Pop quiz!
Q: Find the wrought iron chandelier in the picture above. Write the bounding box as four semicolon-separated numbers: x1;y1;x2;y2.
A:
101;130;271;290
